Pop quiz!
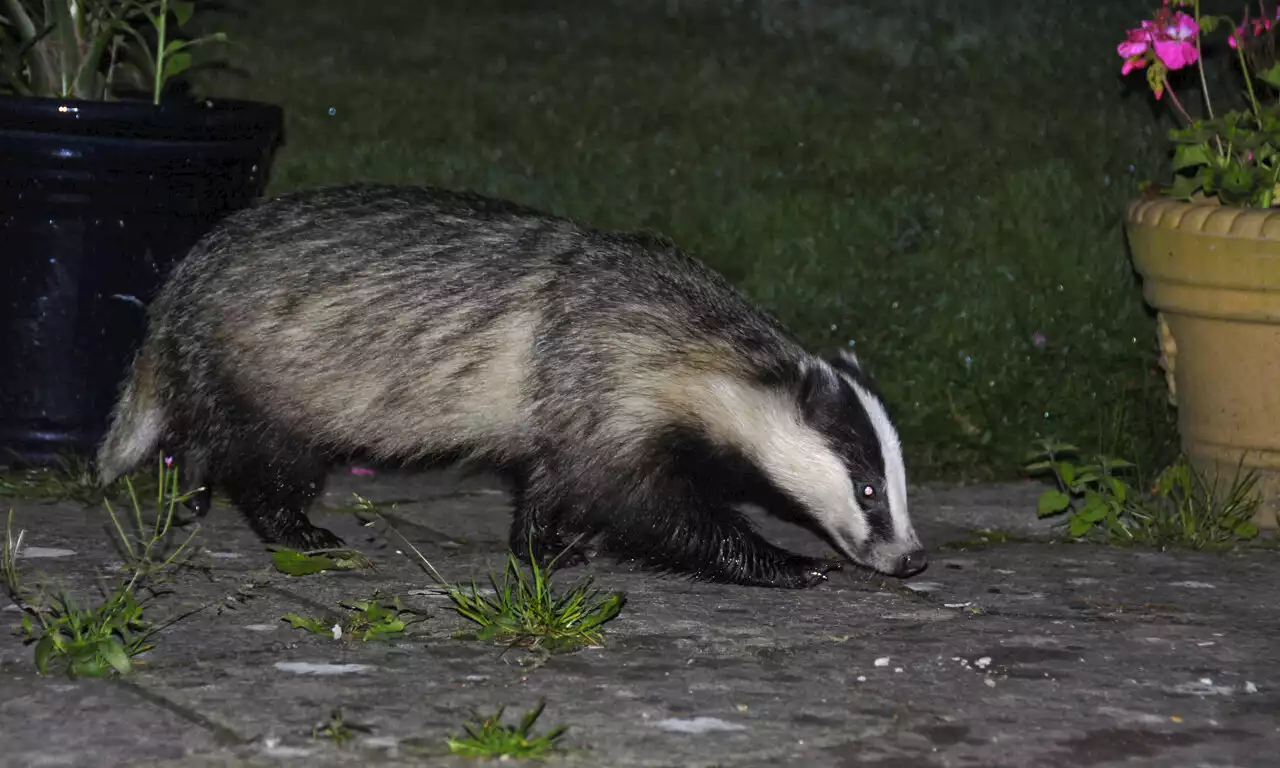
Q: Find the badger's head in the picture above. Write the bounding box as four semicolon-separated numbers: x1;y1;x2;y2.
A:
786;348;926;578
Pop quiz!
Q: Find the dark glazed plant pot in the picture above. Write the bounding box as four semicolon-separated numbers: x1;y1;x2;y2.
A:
0;94;284;466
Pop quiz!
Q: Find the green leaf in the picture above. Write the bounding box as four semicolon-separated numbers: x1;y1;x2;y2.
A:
1077;493;1109;522
1221;163;1254;195
161;51;192;83
100;638;132;675
1059;463;1076;487
1258;63;1280;89
1068;514;1095;537
1037;490;1071;517
171;1;195;27
1166;172;1205;200
1172;144;1213;171
1073;470;1100;486
1105;476;1128;504
33;634;53;675
271;549;336;576
281;613;330;634
1233;520;1259;538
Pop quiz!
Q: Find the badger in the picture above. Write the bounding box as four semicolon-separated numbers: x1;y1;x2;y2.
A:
94;184;927;588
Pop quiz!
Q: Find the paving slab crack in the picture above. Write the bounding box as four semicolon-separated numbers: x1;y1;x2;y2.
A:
254;583;345;616
113;677;248;747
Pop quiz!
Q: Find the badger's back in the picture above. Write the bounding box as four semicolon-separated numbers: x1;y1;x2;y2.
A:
147;184;809;467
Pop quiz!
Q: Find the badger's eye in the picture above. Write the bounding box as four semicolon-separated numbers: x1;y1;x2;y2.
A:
861;484;876;498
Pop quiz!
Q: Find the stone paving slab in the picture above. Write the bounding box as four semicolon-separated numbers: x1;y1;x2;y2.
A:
1;468;1277;767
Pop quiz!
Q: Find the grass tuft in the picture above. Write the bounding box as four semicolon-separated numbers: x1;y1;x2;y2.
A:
311;708;373;747
445;700;569;760
361;495;626;653
0;454;107;506
2;454;203;677
444;549;627;654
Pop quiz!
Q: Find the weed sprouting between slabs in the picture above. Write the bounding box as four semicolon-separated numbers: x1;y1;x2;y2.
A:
0;451;230;510
350;494;626;654
1024;440;1270;550
282;592;426;642
444;700;569;760
2;454;204;677
0;453;111;506
311;708;374;747
444;548;627;654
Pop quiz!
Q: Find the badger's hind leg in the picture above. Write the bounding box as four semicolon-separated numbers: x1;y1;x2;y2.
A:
215;437;341;551
507;461;591;569
172;444;213;518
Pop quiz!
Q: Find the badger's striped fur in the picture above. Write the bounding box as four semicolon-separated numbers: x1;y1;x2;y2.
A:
95;184;926;588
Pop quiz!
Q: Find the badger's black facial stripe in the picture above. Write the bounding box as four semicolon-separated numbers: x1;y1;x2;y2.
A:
802;370;886;479
864;500;894;542
827;353;891;417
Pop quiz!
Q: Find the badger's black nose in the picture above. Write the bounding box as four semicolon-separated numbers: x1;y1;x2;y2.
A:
896;549;928;577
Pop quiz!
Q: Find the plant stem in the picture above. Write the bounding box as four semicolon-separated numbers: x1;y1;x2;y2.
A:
153;0;168;105
1164;81;1197;125
1234;22;1264;122
1194;0;1216;119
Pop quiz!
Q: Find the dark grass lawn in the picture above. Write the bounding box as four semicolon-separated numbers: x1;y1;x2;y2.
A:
199;0;1182;483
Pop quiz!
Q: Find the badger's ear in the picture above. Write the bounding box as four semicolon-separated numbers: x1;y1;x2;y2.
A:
829;347;860;376
798;363;842;419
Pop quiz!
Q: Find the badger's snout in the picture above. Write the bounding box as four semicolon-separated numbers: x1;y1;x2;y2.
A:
892;549;928;578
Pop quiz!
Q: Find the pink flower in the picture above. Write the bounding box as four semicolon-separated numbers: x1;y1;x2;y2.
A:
350;466;376;476
1119;21;1160;74
1118;25;1153;74
1230;10;1277;48
1153;11;1198;70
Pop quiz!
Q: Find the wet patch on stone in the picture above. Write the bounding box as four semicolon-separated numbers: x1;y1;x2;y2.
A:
824;747;946;768
273;662;374;675
790;711;847;729
918;723;972;747
653;716;746;733
1053;727;1241;765
17;546;77;559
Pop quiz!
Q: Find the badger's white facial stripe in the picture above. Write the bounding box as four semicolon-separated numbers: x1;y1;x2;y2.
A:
678;374;866;554
835;369;918;550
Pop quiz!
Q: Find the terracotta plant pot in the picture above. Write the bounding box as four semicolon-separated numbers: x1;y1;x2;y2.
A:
1125;197;1280;529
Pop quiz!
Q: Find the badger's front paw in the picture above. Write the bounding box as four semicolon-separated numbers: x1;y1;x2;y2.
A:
772;556;842;588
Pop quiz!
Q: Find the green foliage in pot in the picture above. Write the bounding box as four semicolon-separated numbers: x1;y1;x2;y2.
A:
0;0;230;103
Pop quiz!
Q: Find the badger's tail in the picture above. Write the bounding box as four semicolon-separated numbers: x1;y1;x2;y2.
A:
94;344;166;487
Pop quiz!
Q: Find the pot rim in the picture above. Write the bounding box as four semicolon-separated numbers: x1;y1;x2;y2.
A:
0;93;284;142
1127;196;1280;241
